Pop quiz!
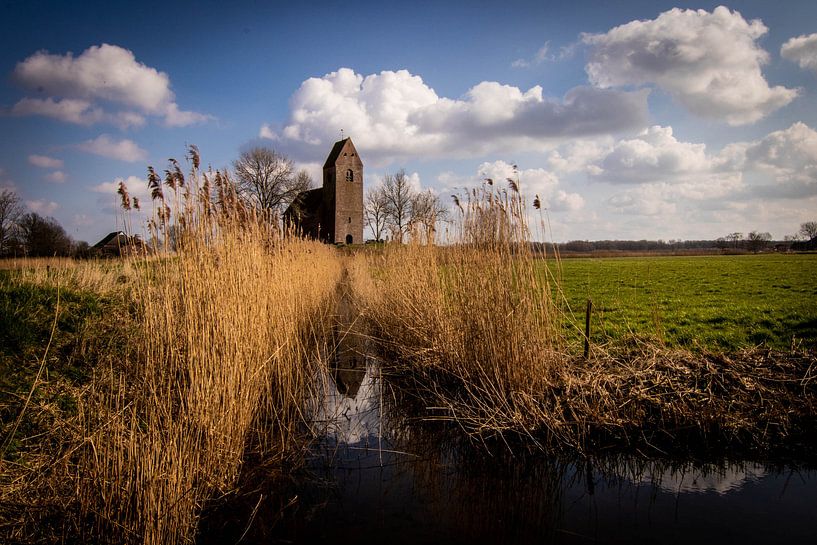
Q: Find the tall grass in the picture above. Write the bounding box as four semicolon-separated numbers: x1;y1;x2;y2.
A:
353;179;570;438
75;149;342;543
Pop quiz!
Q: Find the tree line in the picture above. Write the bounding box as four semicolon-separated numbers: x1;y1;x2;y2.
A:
0;189;90;257
555;222;817;254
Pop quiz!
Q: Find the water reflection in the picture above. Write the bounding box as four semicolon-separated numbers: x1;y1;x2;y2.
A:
198;299;817;544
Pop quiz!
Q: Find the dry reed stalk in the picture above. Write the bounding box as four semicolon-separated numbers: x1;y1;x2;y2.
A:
355;180;569;437
74;148;343;544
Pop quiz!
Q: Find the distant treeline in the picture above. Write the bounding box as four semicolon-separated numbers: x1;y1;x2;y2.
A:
555;239;722;253
532;237;817;255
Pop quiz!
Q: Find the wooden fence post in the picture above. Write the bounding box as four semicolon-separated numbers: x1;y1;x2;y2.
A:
584;299;593;359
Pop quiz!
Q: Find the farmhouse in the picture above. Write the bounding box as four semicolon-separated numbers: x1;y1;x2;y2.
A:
92;231;150;257
284;138;364;244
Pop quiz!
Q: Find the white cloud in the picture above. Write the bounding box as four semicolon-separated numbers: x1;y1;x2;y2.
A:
91;176;150;201
11;97;146;128
78;135;147;162
45;171;66;183
474;160;584;213
781;33;817;74
511;41;576;68
13;43;207;127
259;123;277;140
583;6;798;125
740;122;817;198
744;122;817;176
590;126;713;184
541;122;817;228
26;199;59;215
293;161;322;186
268;67;649;165
550;190;585;212
163;103;210;127
28;154;63;169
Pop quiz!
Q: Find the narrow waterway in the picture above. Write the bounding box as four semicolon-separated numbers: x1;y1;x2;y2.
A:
200;294;817;544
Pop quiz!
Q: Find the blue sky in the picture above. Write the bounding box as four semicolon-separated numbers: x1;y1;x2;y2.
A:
2;0;817;243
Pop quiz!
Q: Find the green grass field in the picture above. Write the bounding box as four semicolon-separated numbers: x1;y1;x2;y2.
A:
552;254;817;351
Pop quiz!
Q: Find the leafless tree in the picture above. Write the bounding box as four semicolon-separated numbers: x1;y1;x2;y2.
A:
232;147;312;215
726;232;743;249
799;221;817;241
746;230;771;253
0;189;23;256
364;185;389;242
382;169;415;243
410;190;449;245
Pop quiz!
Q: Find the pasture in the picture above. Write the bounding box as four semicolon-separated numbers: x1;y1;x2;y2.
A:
554;254;817;351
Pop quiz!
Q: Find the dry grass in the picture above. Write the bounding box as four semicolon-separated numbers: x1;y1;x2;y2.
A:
74;152;343;544
353;180;569;437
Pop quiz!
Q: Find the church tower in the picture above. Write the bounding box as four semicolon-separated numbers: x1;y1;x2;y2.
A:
321;138;364;244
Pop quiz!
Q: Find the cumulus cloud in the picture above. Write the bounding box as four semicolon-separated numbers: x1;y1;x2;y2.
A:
547;122;817;221
259;123;277;140
45;171;66;183
12;43;207;127
739;122;817;198
743;122;817;175
267;67;648;164
11;97;146;128
474;160;584;212
583;6;798;125
91;176;150;200
28;154;63;169
589;126;713;184
781;33;817;74
78;135;147;162
26;199;59;215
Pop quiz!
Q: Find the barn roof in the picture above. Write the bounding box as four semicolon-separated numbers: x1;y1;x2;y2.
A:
93;231;126;249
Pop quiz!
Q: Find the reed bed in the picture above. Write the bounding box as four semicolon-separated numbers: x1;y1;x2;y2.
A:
1;147;343;544
75;150;342;544
354;179;817;453
352;180;569;437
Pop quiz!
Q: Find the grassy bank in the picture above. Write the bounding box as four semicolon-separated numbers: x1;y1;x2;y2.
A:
556;254;817;351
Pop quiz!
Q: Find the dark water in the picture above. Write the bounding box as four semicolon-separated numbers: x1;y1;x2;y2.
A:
200;323;817;544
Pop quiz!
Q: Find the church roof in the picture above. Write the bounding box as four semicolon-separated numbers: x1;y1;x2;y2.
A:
322;137;354;169
285;187;323;216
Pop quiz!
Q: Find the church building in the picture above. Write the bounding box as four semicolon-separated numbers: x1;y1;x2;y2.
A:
284;137;364;244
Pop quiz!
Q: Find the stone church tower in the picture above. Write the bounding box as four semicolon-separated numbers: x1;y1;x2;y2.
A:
284;137;364;244
320;138;364;244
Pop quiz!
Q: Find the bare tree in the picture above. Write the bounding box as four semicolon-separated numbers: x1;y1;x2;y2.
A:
726;232;743;249
232;147;312;215
746;230;771;253
382;169;415;243
410;190;449;245
0;189;23;256
799;221;817;241
364;185;389;242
